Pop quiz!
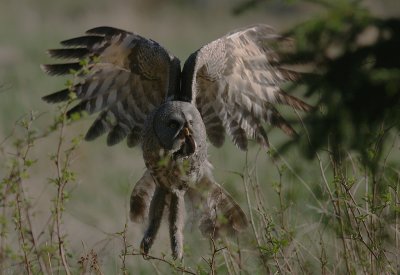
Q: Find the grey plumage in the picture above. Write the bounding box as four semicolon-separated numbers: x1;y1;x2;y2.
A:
41;24;311;259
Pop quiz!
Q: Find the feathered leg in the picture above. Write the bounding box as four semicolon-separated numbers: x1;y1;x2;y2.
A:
199;185;248;237
196;164;248;238
140;186;167;256
168;189;186;260
130;170;156;223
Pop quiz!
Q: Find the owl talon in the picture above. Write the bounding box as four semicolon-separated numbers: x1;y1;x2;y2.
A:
140;238;151;259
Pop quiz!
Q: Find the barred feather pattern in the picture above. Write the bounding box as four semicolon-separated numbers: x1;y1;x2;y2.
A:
194;163;248;238
42;26;178;147
41;24;312;259
192;24;311;150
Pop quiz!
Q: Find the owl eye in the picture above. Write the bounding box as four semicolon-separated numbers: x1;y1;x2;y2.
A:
167;119;180;129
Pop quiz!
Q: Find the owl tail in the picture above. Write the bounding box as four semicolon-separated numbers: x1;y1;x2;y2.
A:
187;169;248;238
130;170;156;223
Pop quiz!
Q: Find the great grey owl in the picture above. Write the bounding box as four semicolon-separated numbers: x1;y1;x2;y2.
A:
41;25;311;259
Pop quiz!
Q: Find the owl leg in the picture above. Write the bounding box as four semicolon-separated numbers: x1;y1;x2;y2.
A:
140;186;167;256
130;170;156;223
169;189;186;260
197;171;248;238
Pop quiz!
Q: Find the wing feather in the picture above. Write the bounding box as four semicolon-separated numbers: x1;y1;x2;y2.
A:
42;26;180;147
42;88;72;103
60;35;105;47
41;63;82;76
47;48;89;59
189;24;311;149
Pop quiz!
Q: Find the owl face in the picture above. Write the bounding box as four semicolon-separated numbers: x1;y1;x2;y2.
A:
153;101;205;159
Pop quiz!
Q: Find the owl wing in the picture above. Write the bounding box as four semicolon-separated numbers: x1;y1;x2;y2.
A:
186;24;311;150
41;26;181;147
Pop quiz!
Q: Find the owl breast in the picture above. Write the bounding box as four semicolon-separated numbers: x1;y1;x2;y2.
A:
143;144;205;191
141;103;208;191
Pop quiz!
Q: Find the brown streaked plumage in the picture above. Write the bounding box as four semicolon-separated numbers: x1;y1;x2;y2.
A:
41;24;311;259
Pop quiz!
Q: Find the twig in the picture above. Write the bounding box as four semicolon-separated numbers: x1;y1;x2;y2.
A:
207;237;226;275
128;250;196;275
53;106;72;275
119;221;129;275
15;189;33;275
240;152;269;272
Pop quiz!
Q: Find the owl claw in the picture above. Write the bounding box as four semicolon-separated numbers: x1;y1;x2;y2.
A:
140;237;151;259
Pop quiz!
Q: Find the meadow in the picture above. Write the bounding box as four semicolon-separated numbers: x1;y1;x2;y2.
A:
1;0;399;274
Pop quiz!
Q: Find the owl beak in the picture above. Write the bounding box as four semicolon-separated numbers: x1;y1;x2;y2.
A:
182;126;196;156
173;126;196;159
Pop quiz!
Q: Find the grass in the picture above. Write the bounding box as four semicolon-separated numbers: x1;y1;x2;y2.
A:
1;0;399;274
2;110;399;274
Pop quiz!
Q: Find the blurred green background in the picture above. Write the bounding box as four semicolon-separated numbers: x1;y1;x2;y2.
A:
1;0;399;273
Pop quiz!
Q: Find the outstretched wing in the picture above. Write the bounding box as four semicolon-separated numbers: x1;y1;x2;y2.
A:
42;26;181;147
183;24;311;150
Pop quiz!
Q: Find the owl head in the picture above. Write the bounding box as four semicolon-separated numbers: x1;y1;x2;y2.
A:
152;101;206;159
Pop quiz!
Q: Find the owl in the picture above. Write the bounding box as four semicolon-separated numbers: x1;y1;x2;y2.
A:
41;25;311;259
